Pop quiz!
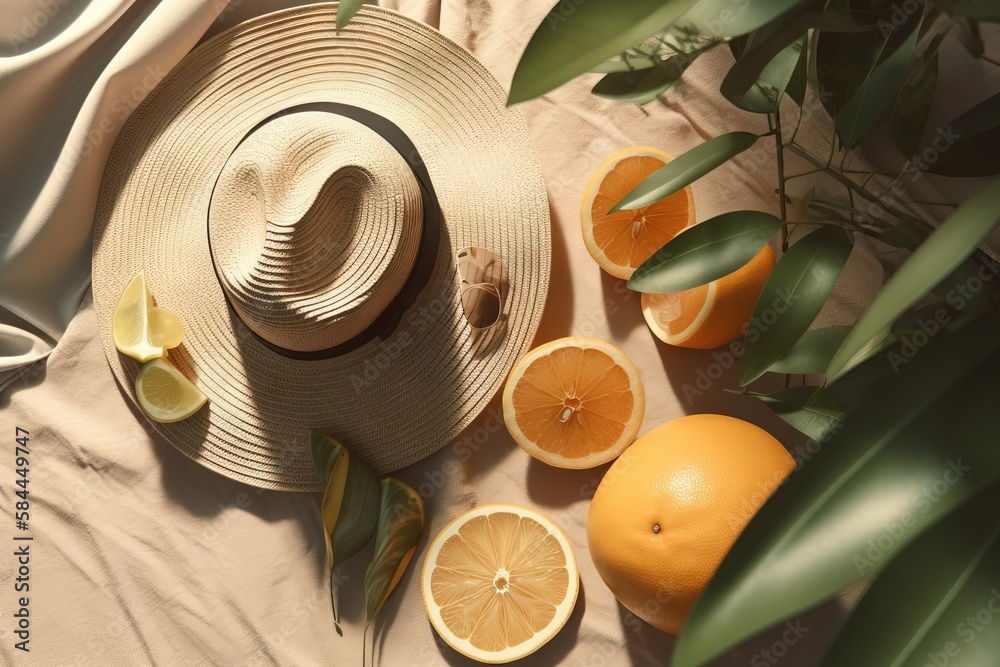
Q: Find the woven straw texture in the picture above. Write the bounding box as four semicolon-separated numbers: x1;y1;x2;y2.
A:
91;3;551;491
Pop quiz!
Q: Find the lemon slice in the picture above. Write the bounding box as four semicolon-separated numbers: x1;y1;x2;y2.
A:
422;504;579;664
135;358;208;423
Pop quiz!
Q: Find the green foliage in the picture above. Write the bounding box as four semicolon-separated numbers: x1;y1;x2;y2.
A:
818;479;1000;667
611;132;758;212
754;385;842;440
768;325;850;374
510;2;1000;663
592;57;692;104
628;211;783;293
336;0;367;31
835;13;923;149
721;24;806;113
508;0;700;104
364;479;424;628
930;91;1000;177
675;314;1000;667
828;178;1000;379
739;225;854;386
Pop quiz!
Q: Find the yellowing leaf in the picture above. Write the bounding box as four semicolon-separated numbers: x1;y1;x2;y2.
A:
310;431;380;637
311;431;380;571
364;479;424;629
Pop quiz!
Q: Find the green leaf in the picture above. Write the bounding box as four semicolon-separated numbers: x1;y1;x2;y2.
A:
739;226;854;386
890;48;938;158
877;219;929;250
836;13;923;149
310;431;380;571
756;386;843;440
954;16;984;58
818;479;1000;667
364;478;424;628
721;24;806;113
768;325;851;374
592;56;692;103
628;211;783;292
934;0;1000;21
930;91;1000;178
673;313;1000;667
827;177;1000;379
784;44;807;107
508;0;699;104
791;10;874;31
933;255;997;314
336;0;366;31
611;132;759;212
672;0;815;38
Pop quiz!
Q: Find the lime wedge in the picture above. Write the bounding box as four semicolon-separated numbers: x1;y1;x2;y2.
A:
135;358;208;423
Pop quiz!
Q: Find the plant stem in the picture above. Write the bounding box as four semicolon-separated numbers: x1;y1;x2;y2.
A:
774;108;789;253
330;573;343;637
363;623;369;667
786;142;933;233
773;107;791;389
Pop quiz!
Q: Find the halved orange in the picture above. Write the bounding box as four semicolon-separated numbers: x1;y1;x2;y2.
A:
641;244;776;349
581;146;696;279
422;504;579;664
502;337;645;469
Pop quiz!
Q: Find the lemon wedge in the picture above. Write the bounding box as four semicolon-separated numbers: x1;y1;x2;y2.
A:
135;358;208;423
148;306;184;349
113;271;184;362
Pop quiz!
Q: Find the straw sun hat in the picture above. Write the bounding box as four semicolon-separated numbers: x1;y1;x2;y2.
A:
91;4;550;491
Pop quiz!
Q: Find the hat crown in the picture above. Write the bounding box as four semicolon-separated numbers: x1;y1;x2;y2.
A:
208;112;423;353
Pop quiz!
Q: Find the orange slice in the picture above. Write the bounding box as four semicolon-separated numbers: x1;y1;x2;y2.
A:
581;146;697;279
422;504;579;664
641;244;776;349
502;337;645;469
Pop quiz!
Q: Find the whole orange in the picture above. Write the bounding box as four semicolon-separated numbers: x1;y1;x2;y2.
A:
586;414;794;635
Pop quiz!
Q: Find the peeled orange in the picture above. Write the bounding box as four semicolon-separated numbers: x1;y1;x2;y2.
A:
502;337;645;469
581;146;696;279
422;504;579;663
587;414;794;635
641;244;776;349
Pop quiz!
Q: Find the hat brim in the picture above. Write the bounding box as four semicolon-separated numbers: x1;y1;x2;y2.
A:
92;3;550;491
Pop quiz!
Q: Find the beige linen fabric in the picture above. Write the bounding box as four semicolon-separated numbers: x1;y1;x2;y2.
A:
3;1;993;665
